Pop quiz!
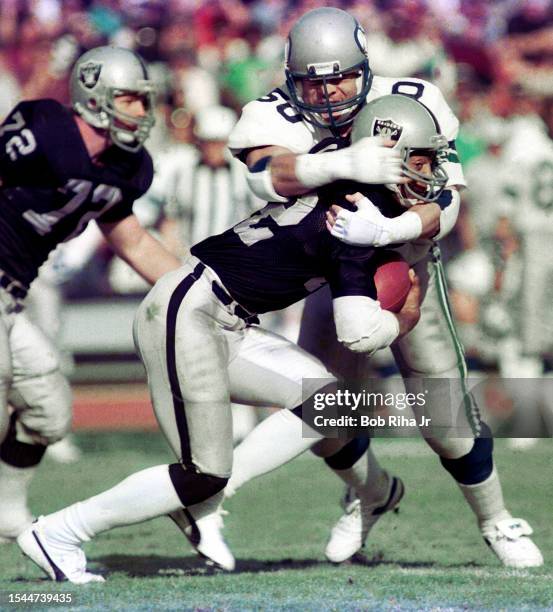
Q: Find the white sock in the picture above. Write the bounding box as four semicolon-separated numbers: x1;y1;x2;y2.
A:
332;448;390;506
42;465;182;547
0;460;35;534
457;468;510;530
225;409;320;497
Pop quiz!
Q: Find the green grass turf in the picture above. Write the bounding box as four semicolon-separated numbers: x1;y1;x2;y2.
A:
0;433;551;611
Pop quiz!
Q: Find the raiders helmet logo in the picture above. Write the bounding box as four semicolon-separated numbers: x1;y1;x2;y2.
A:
372;118;403;143
79;61;102;89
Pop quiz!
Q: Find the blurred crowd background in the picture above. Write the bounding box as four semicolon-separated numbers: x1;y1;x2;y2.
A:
1;0;553;438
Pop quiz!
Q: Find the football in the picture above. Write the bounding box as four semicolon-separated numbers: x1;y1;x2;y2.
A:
374;251;411;312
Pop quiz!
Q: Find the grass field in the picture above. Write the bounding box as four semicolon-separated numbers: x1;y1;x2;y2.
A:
0;433;551;611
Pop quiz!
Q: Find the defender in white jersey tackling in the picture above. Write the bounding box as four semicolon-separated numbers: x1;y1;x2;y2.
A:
197;7;543;569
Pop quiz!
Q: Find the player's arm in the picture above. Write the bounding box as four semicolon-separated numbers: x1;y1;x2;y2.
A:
395;186;461;241
333;271;421;356
231;95;405;201
244;138;406;201
99;214;182;285
327;188;460;247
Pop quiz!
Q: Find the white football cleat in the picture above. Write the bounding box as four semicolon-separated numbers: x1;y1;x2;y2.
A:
169;508;235;571
482;517;544;568
17;518;105;584
325;475;404;563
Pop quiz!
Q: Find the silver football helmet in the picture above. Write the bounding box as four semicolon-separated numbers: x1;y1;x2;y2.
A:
351;94;448;204
285;7;372;132
70;46;155;152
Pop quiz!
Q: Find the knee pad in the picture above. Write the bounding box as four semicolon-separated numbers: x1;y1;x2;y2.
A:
169;463;229;507
439;423;493;485
0;413;47;468
324;437;370;469
9;371;72;444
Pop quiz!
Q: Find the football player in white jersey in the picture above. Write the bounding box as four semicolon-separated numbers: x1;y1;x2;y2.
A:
199;7;543;569
492;98;553;444
499;103;553;364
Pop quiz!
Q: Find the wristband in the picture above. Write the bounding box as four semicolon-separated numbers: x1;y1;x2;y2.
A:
386;210;423;244
295;150;348;189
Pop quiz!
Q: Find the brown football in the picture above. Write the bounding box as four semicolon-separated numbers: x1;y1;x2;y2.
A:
374;251;411;313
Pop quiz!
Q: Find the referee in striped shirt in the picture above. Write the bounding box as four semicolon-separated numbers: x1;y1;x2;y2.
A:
160;106;263;251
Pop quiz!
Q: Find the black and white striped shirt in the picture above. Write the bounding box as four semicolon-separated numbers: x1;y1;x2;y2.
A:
145;144;262;246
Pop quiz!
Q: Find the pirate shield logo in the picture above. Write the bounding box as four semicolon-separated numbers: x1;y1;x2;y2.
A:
372;117;403;143
79;61;102;89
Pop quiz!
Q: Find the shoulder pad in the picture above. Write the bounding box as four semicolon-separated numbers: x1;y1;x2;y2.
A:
228;88;315;158
370;76;459;141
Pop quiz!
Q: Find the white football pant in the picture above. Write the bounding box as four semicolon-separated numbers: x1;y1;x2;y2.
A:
133;254;335;478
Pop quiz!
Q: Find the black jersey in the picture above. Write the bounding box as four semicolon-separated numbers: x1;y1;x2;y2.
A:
0;99;153;287
192;181;403;315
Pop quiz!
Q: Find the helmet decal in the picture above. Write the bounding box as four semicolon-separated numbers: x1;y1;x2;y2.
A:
70;46;155;152
79;62;102;89
354;24;368;55
371;118;403;143
352;94;449;205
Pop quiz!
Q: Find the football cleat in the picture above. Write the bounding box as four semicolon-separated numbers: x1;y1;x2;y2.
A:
482;517;544;568
169;508;235;571
17;518;105;584
325;475;404;563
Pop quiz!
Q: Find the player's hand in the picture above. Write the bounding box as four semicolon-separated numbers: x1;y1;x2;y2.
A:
341;137;407;185
396;269;421;337
326;193;389;246
326;192;365;228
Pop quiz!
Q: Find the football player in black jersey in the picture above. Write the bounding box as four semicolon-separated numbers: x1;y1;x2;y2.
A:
14;14;541;580
14;123;423;582
0;46;182;544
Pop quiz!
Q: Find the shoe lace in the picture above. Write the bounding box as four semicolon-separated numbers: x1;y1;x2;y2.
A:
493;518;533;541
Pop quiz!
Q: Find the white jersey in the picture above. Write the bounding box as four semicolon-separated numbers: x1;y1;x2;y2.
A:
229;75;465;188
495;118;553;355
499;117;553;233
